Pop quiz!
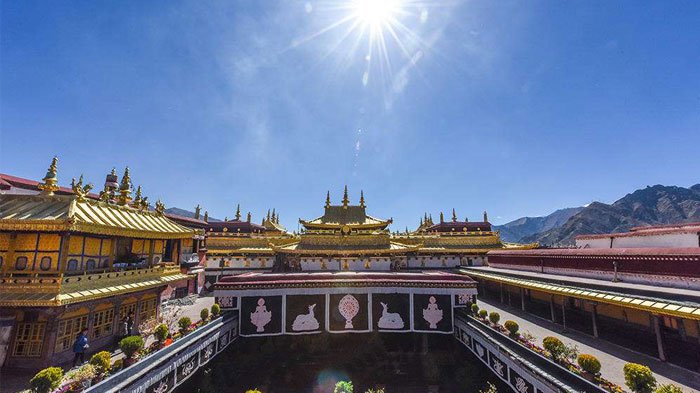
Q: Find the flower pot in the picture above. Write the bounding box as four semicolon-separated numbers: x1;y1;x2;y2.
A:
124;357;137;367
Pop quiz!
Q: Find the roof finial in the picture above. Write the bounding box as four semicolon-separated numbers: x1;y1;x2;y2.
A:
440;212;444;223
342;185;349;208
465;216;469;222
428;214;433;225
235;204;241;220
325;191;331;208
203;211;209;222
154;199;165;215
117;167;132;206
247;212;251;223
452;208;457;222
38;156;60;195
271;208;276;222
70;174;93;202
266;209;271;221
133;185;143;206
359;190;366;208
420;217;424;226
140;196;149;211
483;211;488;222
275;212;279;223
194;204;201;219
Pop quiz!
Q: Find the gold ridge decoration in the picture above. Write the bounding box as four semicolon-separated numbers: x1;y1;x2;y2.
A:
117;167;132;206
342;185;349;208
194;204;201;220
359;190;366;208
235;204;241;220
70;175;93;202
154;199;166;216
37;156;60;195
133;185;143;206
325;191;331;208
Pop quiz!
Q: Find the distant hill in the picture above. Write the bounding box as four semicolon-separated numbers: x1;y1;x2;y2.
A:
164;207;221;222
494;207;584;243
522;184;700;246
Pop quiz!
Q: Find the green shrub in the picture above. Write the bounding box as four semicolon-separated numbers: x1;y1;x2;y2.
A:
655;384;684;393
623;363;656;393
178;317;192;333
471;303;480;315
211;303;221;317
29;367;63;393
154;323;169;342
504;320;519;336
200;308;209;322
245;390;263;393
334;381;354;393
119;335;144;359
73;364;96;383
478;309;488;319
112;358;124;372
488;312;500;325
543;336;565;360
577;354;601;374
479;382;498;393
89;351;112;374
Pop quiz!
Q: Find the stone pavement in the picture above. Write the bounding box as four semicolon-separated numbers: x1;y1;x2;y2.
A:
476;298;700;392
0;295;216;393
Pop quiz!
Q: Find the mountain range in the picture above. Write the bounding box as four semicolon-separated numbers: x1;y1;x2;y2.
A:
497;184;700;246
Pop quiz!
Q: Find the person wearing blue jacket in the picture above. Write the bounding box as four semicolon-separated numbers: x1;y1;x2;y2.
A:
72;328;89;367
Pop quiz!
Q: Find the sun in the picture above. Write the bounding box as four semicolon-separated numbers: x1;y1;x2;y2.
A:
351;0;402;27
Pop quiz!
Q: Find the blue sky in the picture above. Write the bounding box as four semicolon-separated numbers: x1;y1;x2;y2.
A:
2;1;699;230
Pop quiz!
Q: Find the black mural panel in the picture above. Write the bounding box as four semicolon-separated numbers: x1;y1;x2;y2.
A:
489;351;508;380
147;370;175;393
218;330;230;352
328;293;369;332
509;367;534;393
199;340;217;365
240;295;283;336
473;340;488;362
216;295;238;310
285;294;326;334
412;294;453;332
176;354;198;384
372;293;410;332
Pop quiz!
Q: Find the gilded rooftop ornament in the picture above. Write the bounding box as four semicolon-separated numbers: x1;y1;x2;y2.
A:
359;190;366;208
140;196;149;211
133;185;143;206
235;204;241;220
37;156;59;195
247;212;252;223
342;185;349;208
71;174;93;202
452;208;457;222
203;211;209;222
194;204;201;219
325;191;331;208
483;211;488;222
155;199;165;215
117;167;132;206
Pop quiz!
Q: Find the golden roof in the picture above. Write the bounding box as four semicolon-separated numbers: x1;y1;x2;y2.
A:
0;194;196;239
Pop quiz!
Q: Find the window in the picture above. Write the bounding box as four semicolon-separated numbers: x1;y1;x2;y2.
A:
119;302;137;320
40;256;52;271
12;323;45;357
67;259;79;271
86;259;96;270
138;298;158;324
15;256;28;270
55;315;88;352
93;308;115;338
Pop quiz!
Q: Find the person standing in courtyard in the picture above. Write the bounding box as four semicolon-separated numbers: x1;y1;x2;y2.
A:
127;311;135;335
72;328;89;367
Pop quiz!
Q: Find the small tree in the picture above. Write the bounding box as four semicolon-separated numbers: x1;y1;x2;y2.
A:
29;367;63;393
577;354;601;375
504;320;519;336
478;309;488;319
211;303;221;317
200;307;210;322
479;382;498;393
334;380;354;393
119;336;144;359
488;312;500;325
89;351;112;374
543;336;566;361
655;384;684;393
471;303;480;315
154;323;169;343
178;316;192;334
623;363;656;393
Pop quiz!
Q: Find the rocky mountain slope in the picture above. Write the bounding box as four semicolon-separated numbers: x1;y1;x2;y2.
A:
494;207;584;242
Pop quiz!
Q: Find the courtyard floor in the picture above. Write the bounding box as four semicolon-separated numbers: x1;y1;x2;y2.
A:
476;298;700;392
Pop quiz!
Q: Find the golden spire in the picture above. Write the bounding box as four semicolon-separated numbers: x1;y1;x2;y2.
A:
117;167;132;206
359;190;366;208
203;211;209;222
342;185;349;208
38;156;59;195
266;209;271;221
224;216;228;222
247;212;251;223
275;212;280;223
70;174;93;202
440;212;444;223
452;208;457;222
235;204;241;220
194;204;201;219
140;196;149;211
325;191;331;208
420;216;424;226
429;214;433;225
133;185;143;206
154;199;165;216
483;211;488;222
465;216;469;222
271;208;276;222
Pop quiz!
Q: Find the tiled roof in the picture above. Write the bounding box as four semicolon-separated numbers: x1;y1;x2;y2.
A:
301;205;391;229
576;224;700;240
427;221;492;233
0;173;99;198
487;248;700;257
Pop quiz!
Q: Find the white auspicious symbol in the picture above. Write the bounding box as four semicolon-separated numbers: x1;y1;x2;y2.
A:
153;380;169;393
378;302;404;329
338;294;360;329
475;343;485;358
515;377;529;393
250;298;272;332
218;296;233;308
292;304;320;331
492;358;505;377
203;345;213;360
422;296;443;329
182;359;196;376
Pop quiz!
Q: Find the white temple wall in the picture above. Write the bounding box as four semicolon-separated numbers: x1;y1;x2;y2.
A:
575;238;611;249
576;233;698;249
205;256;274;269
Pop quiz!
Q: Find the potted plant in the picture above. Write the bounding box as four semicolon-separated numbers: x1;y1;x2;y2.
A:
577;354;601;381
178;317;192;335
119;335;145;367
655;384;684;393
72;364;97;389
211;303;221;318
471;303;480;315
29;367;64;393
504;320;519;337
154;323;169;348
623;363;656;393
334;381;354;393
200;308;210;324
478;309;488;320
88;351;112;380
488;311;500;326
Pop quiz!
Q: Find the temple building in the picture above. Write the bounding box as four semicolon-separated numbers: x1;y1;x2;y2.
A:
462;224;700;372
164;205;209;296
0;158;194;369
204;187;536;286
